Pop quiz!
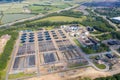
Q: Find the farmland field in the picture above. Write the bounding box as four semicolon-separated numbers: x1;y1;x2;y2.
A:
0;2;34;24
29;5;60;14
29;4;72;14
0;3;29;13
0;3;12;11
42;16;77;22
33;16;87;22
0;0;90;24
1;14;35;24
0;1;74;24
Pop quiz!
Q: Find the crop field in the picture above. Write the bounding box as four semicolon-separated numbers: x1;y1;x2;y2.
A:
29;5;59;14
1;14;35;24
28;1;73;14
0;0;92;24
0;2;34;24
0;3;12;11
37;16;87;22
29;4;71;14
0;3;28;13
0;0;81;24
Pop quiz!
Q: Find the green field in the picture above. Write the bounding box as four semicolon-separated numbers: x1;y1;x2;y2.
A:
94;63;106;69
28;2;73;14
8;72;36;79
68;63;86;68
29;5;59;14
32;16;87;22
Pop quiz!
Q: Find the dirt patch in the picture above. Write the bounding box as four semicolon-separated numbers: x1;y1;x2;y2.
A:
0;34;11;54
25;67;113;80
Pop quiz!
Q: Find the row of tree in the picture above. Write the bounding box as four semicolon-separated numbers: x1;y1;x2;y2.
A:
0;30;18;79
95;74;120;80
81;16;115;32
111;31;120;39
14;10;83;26
24;16;114;33
45;10;83;18
14;9;115;33
94;8;120;17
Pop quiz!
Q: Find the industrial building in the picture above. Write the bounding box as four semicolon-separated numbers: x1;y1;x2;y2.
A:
9;29;88;75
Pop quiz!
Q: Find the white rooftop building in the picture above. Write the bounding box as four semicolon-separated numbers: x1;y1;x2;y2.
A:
112;17;120;21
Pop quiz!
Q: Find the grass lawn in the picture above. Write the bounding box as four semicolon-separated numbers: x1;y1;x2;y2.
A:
68;63;86;68
8;72;36;79
94;63;106;69
45;26;55;30
96;34;112;41
0;69;7;80
35;16;86;22
74;39;81;47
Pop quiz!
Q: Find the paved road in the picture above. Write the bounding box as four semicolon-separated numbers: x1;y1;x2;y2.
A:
62;30;107;71
76;46;109;72
87;52;110;57
110;47;120;57
68;34;109;72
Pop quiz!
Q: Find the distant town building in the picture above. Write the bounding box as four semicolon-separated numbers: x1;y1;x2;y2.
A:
111;17;120;23
0;0;23;3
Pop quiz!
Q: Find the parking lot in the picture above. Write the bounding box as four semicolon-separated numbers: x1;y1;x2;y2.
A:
9;29;87;75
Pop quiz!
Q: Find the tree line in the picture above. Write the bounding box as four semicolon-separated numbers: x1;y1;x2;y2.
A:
0;30;18;79
95;74;120;80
